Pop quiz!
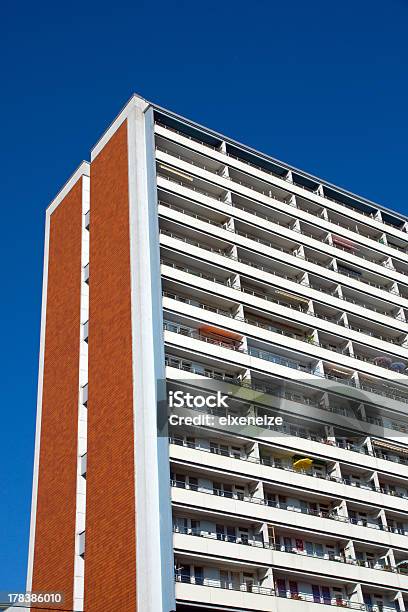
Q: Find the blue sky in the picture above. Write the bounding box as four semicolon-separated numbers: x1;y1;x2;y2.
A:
1;0;407;591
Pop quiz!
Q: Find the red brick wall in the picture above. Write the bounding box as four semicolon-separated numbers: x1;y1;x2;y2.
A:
84;121;137;611
32;179;83;609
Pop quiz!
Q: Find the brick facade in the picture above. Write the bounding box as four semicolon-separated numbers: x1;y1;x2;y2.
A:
31;179;83;609
84;121;137;612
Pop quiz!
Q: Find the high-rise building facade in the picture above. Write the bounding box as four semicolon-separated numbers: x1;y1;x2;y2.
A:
27;94;408;612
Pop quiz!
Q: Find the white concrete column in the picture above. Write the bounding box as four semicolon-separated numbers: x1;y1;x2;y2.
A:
396;307;406;323
321;207;329;222
376;508;388;531
346;340;355;358
285;193;297;207
247;440;260;461
338;499;349;519
371;470;380;491
344;540;356;563
223;189;233;204
223;216;235;232
395;591;406;611
386;547;396;569
285;170;293;183
348;583;364;607
391;281;400;296
262;567;274;590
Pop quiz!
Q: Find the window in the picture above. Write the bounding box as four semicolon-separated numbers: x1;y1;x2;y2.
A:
179;566;191;583
283;537;291;552
238;527;249;544
243;573;255;592
189;477;198;492
226;526;236;542
289;581;298;596
194;567;204;586
235;485;245;501
223;484;233;498
306;542;323;557
322;586;331;605
278;495;287;509
190;520;200;535
295;539;304;551
276;579;286;597
312;585;320;603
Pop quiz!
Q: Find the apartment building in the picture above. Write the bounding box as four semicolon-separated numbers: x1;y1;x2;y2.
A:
27;94;408;612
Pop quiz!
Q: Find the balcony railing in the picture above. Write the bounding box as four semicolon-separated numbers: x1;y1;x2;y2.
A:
155;121;408;240
164;321;408;405
162;259;404;341
160;229;406;320
173;527;403;574
174;574;391;610
166;357;408;466
161;258;231;287
159;198;407;277
163;290;407;368
175;573;273;596
160;212;403;296
169;438;408;501
171;481;401;536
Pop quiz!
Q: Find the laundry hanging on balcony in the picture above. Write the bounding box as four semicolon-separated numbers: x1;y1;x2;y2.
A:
390;361;406;373
373;356;392;368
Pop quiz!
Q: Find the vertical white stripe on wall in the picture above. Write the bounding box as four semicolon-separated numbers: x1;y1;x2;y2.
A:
73;174;90;611
128;98;175;612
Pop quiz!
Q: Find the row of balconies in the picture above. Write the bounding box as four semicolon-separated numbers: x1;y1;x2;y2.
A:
162;288;408;433
157;192;408;286
154;122;408;249
169;435;408;502
155;146;406;286
162;287;408;369
157;161;408;289
170;480;408;555
161;257;408;351
173;564;401;611
162;319;408;406
172;522;408;580
159;225;408;329
165;356;408;471
170;472;408;538
158;221;408;319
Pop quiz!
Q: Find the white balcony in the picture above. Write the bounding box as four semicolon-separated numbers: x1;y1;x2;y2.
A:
175;580;380;612
173;531;408;590
169;443;408;514
171;485;408;549
175;579;274;612
163;329;408;413
155;122;408;245
166;365;408;479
